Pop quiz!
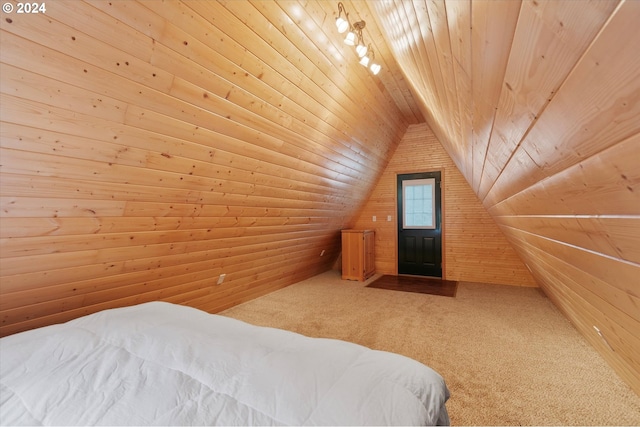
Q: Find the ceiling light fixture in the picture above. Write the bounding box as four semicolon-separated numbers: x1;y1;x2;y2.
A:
359;45;381;75
359;46;371;67
346;20;365;48
354;25;368;58
370;61;381;75
335;2;349;33
356;42;368;58
344;29;357;46
334;2;381;75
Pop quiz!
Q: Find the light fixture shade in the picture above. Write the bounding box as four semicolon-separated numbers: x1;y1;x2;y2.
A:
370;63;381;75
359;55;370;67
336;17;349;33
344;31;356;45
356;43;368;58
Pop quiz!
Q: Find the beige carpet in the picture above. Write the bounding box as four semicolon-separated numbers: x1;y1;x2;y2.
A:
220;270;640;426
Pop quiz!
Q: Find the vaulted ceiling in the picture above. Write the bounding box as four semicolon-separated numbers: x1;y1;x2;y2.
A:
0;0;638;397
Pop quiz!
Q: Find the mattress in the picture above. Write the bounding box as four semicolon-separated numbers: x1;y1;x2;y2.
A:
0;301;450;425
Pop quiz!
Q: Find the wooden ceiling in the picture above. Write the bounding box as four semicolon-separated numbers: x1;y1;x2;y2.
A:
0;0;638;398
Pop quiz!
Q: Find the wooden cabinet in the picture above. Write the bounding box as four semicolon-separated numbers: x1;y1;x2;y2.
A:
341;229;375;281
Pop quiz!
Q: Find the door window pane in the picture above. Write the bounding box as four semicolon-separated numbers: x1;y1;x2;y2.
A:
402;178;435;229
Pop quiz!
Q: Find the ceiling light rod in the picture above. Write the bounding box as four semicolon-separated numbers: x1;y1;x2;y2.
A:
334;2;381;75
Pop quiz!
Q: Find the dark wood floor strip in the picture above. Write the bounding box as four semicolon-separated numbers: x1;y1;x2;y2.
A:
366;275;458;297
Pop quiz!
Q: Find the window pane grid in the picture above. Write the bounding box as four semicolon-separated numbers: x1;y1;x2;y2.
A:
402;178;435;229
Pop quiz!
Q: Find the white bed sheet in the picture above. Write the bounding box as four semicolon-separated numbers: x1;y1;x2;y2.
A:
0;301;450;425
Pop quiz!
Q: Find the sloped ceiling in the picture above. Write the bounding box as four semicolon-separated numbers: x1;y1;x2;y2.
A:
361;0;639;394
0;0;637;397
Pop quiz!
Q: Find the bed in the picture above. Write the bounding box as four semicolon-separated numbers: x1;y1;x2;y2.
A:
0;301;450;425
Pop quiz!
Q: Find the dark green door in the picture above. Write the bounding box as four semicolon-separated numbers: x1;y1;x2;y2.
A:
397;172;442;277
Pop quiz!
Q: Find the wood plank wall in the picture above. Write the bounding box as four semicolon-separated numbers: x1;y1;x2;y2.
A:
352;123;536;287
0;0;409;336
369;0;640;395
1;0;638;398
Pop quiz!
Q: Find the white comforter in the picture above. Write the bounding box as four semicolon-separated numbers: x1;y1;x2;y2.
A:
0;302;450;425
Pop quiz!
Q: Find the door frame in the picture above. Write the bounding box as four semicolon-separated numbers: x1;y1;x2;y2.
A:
395;169;446;278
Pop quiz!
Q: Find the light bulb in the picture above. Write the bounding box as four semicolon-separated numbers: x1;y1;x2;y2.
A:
370;63;381;75
336;17;348;33
359;55;370;67
344;31;356;46
356;43;368;58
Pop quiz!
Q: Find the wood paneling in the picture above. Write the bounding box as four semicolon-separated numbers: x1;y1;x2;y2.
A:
0;0;409;336
477;0;618;202
372;0;640;395
352;124;536;287
1;0;639;399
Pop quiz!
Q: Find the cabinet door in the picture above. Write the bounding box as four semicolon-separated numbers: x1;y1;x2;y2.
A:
341;230;363;280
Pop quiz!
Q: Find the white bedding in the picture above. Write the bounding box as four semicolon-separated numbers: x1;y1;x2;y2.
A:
0;301;450;425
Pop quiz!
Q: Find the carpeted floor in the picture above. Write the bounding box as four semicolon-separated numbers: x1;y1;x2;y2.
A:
220;270;640;426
